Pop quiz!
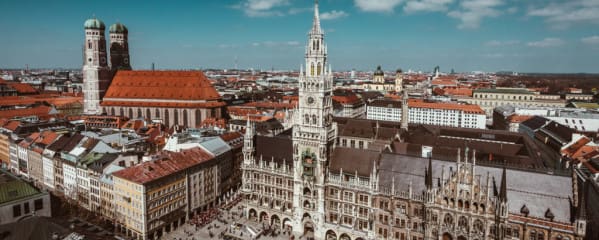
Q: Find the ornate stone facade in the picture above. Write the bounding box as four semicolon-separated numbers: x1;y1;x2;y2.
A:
240;1;586;240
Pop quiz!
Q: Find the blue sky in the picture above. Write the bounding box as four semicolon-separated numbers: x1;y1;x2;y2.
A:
0;0;598;73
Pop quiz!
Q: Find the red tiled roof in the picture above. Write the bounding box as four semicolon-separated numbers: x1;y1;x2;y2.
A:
19;132;40;148
103;70;221;101
0;95;82;107
561;137;592;157
442;87;473;97
227;107;262;117
0;105;54;119
6;83;37;94
332;95;361;104
431;79;458;86
220;131;243;142
0;119;9;128
200;118;226;128
31;130;60;146
2;120;20;131
507;115;534;124
571;145;597;159
112;147;213;184
101;100;225;108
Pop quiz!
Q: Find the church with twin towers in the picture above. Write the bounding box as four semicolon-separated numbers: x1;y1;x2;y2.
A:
81;18;225;125
82;19;130;115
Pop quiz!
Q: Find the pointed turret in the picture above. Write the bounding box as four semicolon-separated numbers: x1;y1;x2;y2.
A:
425;156;433;190
310;0;322;35
499;166;507;202
243;116;256;165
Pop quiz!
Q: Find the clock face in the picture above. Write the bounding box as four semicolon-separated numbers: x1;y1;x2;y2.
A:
307;96;315;105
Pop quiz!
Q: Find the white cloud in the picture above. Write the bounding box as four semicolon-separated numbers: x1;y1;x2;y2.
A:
581;36;599;45
218;44;238;49
251;41;300;47
506;6;517;14
481;53;504;58
404;0;454;13
527;38;565;48
235;0;290;17
484;40;519;46
320;10;349;20
448;0;504;29
528;1;599;28
354;0;404;12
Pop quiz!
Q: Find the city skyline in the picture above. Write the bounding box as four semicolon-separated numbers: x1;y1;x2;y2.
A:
1;0;599;73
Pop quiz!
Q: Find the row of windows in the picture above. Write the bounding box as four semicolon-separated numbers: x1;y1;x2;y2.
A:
12;199;44;218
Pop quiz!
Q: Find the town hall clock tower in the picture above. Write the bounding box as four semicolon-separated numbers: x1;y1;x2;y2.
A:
291;0;337;238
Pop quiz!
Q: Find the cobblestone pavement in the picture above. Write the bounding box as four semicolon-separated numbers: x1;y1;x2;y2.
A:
161;204;303;240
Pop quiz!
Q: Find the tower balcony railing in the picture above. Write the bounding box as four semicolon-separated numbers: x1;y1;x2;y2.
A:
327;174;371;191
324;222;369;237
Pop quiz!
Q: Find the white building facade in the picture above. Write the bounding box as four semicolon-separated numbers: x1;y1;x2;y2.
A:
367;100;486;129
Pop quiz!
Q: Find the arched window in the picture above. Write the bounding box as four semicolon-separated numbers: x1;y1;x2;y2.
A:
165;109;170;127
317;62;322;76
458;216;468;231
155;109;160;118
88;40;92;49
146;109;151;119
110;108;115;116
173;109;179;126
473;220;483;233
128;108;133;118
119;108;124;117
443;214;453;226
304;114;309;124
312;115;317;125
137;108;142;118
195;110;202;127
310;63;315;76
183;109;188;127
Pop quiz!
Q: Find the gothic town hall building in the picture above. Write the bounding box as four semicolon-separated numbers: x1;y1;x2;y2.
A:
240;1;587;240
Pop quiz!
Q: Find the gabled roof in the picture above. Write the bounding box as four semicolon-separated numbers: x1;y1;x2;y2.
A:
330;147;380;177
113;147;213;184
0;105;54;120
255;132;293;167
0;170;42;204
102;70;221;103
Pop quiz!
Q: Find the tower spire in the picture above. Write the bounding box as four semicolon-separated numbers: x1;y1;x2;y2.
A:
499;166;507;202
311;0;322;34
426;156;433;189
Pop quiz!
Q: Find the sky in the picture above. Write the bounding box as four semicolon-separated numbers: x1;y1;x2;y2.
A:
0;0;598;73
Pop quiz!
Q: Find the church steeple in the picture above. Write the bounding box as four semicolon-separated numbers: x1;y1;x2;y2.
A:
311;0;322;35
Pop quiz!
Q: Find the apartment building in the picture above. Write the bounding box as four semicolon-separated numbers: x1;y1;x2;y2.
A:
113;148;219;240
367;99;486;129
458;88;565;116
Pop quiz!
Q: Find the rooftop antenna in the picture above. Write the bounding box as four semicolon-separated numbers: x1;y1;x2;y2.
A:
234;55;238;70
